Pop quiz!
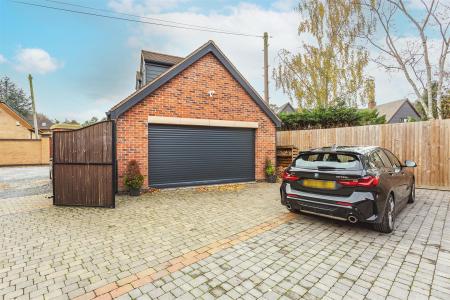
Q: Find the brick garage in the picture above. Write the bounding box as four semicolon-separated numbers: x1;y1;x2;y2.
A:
108;41;280;190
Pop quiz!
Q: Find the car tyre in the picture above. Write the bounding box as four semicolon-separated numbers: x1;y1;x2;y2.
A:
282;190;300;213
407;182;415;204
374;194;395;233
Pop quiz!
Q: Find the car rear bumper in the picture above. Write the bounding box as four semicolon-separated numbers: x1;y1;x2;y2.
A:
281;183;379;223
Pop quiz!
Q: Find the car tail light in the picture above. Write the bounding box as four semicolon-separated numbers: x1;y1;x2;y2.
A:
287;193;300;198
282;171;300;181
335;201;352;207
338;176;379;187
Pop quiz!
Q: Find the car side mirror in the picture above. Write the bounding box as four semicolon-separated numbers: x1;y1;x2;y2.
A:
404;160;417;168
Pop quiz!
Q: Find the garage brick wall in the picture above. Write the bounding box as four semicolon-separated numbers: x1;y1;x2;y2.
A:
116;53;276;190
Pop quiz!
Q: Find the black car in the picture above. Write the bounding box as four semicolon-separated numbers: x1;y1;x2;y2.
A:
280;146;417;233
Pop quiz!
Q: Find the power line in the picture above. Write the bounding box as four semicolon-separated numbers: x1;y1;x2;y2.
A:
11;0;263;38
39;0;233;33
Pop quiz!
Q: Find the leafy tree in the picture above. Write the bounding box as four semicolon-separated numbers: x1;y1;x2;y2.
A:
82;116;99;127
269;103;280;112
81;116;107;127
358;108;386;125
274;0;374;108
0;76;32;116
64;119;80;125
25;113;53;128
279;101;385;130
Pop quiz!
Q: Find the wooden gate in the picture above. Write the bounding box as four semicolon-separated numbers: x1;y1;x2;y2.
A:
52;121;116;207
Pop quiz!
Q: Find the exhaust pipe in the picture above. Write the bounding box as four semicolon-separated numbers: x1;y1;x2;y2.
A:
348;215;358;223
287;203;292;210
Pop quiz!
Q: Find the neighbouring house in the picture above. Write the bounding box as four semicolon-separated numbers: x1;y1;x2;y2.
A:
0;101;36;139
370;99;421;123
108;40;281;190
276;102;296;115
0;101;50;166
26;113;54;137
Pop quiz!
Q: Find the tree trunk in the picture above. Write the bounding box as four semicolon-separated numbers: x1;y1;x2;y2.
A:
426;82;434;119
436;50;447;120
436;84;443;120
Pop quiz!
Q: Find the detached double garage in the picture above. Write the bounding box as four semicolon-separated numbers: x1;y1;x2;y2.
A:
108;41;281;190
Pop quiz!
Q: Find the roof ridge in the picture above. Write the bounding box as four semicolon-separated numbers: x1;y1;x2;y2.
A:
108;41;281;126
376;98;408;106
141;49;184;59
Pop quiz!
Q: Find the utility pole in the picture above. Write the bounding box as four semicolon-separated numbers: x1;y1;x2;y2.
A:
263;32;269;104
28;74;39;139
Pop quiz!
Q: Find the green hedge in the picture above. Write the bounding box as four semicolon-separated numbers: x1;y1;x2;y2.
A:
279;103;385;130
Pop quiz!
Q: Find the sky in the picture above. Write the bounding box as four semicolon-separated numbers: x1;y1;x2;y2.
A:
0;0;436;122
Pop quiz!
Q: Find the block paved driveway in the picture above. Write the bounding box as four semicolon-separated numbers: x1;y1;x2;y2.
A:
0;170;449;300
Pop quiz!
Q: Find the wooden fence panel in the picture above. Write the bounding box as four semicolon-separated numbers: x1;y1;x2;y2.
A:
276;120;450;188
53;121;115;207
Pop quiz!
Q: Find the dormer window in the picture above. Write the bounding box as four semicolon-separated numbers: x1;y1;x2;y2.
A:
136;50;183;89
145;63;172;83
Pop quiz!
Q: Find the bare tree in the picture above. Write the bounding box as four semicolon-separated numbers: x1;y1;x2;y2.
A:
362;0;449;119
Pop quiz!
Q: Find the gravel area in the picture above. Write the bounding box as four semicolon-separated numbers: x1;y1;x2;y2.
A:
0;166;51;199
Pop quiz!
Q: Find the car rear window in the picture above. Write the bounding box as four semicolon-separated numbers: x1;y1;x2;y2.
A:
293;152;362;170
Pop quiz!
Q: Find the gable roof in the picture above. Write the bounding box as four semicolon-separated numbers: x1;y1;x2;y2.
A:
109;41;281;127
0;101;34;130
141;50;184;66
276;102;295;114
375;99;420;122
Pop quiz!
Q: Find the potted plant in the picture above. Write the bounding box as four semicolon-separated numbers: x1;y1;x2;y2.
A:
265;158;277;183
124;160;144;196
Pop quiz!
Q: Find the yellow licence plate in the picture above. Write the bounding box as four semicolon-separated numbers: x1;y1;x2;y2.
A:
303;179;336;189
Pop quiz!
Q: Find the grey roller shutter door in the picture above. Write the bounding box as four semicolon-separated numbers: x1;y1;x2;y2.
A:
148;125;255;188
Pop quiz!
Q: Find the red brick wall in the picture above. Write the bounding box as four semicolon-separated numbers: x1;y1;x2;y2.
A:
116;53;276;190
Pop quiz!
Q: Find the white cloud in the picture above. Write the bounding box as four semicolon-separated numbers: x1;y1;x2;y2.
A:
110;1;301;106
109;1;430;108
108;0;187;14
14;48;62;74
63;107;108;122
272;0;298;11
0;54;6;64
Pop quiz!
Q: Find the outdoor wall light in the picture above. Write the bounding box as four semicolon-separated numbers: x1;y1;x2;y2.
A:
207;90;216;97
